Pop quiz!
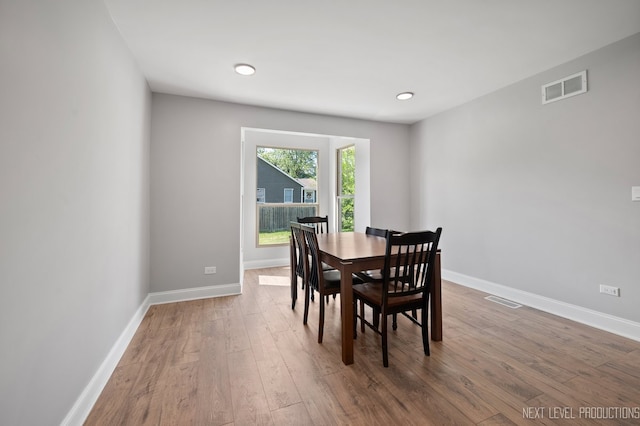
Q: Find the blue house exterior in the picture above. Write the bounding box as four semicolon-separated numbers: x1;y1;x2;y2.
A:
257;157;304;203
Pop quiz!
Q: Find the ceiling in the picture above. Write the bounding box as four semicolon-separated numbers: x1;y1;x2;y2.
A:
104;0;640;124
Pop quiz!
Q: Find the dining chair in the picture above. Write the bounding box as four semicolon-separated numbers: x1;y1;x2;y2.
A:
353;227;389;330
300;224;361;343
297;215;329;234
290;222;307;310
353;228;442;367
297;215;332;302
354;226;389;282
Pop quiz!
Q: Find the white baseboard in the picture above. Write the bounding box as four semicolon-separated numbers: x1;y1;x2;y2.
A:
148;283;241;305
443;269;640;342
243;258;289;270
61;295;151;426
63;282;241;425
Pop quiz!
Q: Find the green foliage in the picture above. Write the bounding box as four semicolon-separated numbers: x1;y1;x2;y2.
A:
257;147;317;179
340;198;354;232
340;146;355;195
258;230;290;245
339;146;355;231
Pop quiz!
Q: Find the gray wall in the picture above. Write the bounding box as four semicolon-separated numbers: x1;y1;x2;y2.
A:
410;33;640;322
151;94;411;292
0;1;151;424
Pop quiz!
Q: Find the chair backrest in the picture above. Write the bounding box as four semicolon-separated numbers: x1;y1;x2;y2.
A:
297;215;329;234
290;222;306;277
300;224;323;291
365;226;389;238
381;228;442;305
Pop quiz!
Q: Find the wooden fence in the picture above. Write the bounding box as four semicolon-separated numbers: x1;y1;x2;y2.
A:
258;204;318;232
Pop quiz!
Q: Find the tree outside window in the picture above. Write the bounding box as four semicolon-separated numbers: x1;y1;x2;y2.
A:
338;146;355;232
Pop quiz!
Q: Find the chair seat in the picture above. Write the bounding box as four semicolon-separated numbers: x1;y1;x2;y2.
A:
353;282;423;311
355;269;383;281
322;262;334;271
354;266;404;283
320;269;364;291
321;269;341;289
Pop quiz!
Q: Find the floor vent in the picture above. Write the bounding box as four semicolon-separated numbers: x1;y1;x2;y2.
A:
484;295;522;309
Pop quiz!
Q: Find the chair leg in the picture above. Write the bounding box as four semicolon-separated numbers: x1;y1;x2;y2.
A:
291;276;298;309
318;294;325;343
392;313;398;330
421;307;430;356
373;307;380;330
381;313;389;368
360;301;365;333
303;280;310;325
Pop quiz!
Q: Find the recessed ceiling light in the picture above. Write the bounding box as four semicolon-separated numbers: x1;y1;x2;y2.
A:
396;92;414;100
234;63;256;76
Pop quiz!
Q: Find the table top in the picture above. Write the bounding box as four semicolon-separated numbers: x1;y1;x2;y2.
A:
315;232;387;263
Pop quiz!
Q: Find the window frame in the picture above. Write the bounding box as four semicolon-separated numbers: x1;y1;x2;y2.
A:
255;145;320;247
336;145;355;232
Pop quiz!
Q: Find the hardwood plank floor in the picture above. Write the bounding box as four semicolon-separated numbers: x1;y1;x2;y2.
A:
86;267;640;425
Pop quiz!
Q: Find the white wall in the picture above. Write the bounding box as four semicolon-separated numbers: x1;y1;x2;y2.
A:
0;1;151;424
151;94;410;292
410;33;640;325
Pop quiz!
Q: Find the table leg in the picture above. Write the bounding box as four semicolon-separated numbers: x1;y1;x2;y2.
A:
430;252;442;341
339;261;354;365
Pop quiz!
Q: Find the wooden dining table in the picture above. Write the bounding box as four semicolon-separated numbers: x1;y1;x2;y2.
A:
315;231;442;365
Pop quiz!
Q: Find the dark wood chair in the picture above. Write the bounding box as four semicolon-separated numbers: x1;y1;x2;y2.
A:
353;227;389;329
289;222;307;309
354;226;389;282
297;215;332;302
365;225;388;237
353;228;442;367
300;224;361;343
297;215;329;234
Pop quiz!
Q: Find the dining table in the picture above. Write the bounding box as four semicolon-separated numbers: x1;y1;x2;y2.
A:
315;231;442;365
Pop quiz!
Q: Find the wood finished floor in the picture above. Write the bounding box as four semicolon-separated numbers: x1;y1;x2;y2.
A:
86;267;640;425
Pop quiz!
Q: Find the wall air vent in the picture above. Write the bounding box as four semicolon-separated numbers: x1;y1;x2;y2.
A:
542;70;587;104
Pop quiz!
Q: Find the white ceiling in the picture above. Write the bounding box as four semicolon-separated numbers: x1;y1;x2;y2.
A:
104;0;640;124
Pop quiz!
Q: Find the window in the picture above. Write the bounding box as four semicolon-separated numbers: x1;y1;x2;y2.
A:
303;188;316;203
337;145;355;232
256;147;318;246
284;188;293;203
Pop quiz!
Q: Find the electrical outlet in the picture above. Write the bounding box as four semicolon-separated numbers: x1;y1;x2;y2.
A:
204;266;216;275
599;285;619;297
